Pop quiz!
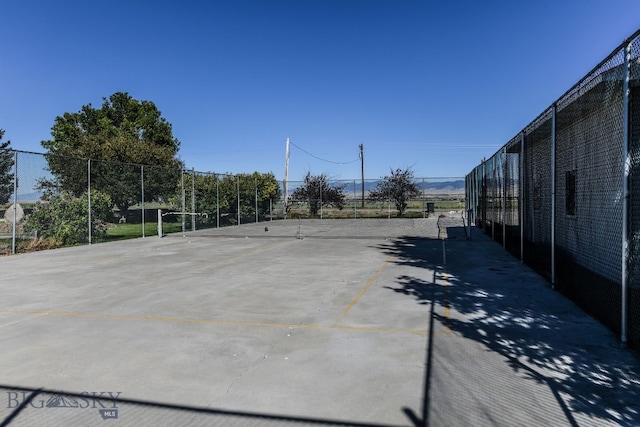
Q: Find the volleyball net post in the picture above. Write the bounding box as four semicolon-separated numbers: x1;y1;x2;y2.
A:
157;209;209;237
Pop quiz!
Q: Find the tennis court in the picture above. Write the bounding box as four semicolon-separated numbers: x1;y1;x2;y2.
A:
0;218;454;426
1;217;639;426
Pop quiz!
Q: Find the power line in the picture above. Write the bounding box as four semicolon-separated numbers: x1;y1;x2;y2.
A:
289;141;360;165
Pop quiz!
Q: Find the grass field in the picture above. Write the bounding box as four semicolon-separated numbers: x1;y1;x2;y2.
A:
285;198;465;219
100;222;184;242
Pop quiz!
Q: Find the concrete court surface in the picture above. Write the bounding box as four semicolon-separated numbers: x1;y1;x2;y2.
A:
0;217;638;426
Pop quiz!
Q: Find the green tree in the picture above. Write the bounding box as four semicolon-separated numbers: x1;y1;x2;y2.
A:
25;191;113;246
369;168;421;216
40;92;182;216
178;172;281;226
237;172;281;221
0;129;14;205
289;173;347;217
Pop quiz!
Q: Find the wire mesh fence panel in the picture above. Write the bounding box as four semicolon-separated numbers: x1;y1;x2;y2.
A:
503;137;522;257
95;160;145;239
523;108;553;273
484;156;498;238
466;29;640;347
627;34;640;342
144;164;182;235
555;47;625;284
628;37;640;284
187;171;219;231
283;178;464;219
33;154;94;249
495;150;506;243
1;152;51;254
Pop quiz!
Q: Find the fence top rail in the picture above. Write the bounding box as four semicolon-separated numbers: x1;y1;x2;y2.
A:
6;149;241;178
6;149;464;183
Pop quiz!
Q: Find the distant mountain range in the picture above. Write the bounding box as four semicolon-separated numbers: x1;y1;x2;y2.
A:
286;179;465;195
356;179;464;194
12;191;44;203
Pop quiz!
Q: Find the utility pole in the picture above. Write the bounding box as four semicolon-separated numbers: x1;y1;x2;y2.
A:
359;144;365;208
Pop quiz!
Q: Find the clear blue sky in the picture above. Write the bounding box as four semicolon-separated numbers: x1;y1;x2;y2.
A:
1;0;639;181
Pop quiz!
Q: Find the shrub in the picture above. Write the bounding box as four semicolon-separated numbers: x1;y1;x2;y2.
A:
25;191;113;246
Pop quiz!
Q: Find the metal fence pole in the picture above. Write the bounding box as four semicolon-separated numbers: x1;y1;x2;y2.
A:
216;176;220;228
320;179;323;219
503;147;507;249
88;159;92;244
237;175;240;226
492;157;496;241
551;105;557;289
353;180;357;218
181;169;185;233
255;178;258;223
191;168;196;231
482;158;486;233
520;132;525;262
422;178;426;218
621;40;631;346
11;151;17;254
141;165;145;238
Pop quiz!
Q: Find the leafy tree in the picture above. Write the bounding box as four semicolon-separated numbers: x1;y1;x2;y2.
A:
369;168;421;216
237;172;281;221
40;92;182;216
25;190;113;246
0;129;14;205
289;173;347;217
174;172;281;226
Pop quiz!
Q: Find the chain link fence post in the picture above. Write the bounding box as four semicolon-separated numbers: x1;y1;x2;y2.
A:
11;151;17;254
181;169;185;233
353;180;357;218
520;132;525;262
141;165;145;238
88;159;92;244
216;175;220;228
621;40;632;346
191;168;196;232
551;104;557;289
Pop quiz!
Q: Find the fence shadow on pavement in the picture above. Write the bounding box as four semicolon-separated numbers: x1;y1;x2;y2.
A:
376;226;640;427
0;384;398;427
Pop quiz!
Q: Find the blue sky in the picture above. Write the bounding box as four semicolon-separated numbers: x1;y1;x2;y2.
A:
1;0;639;181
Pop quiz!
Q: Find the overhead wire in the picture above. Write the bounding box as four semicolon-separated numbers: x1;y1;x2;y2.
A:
289;141;360;165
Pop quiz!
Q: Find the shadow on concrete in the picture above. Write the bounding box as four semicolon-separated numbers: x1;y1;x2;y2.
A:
376;226;640;427
0;384;396;427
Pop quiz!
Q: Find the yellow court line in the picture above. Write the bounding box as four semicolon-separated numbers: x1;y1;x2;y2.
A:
0;308;430;336
334;255;394;325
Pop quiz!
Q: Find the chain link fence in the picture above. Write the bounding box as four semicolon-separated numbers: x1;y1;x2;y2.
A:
0;148;464;255
283;178;464;219
0;152;284;255
466;28;640;347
